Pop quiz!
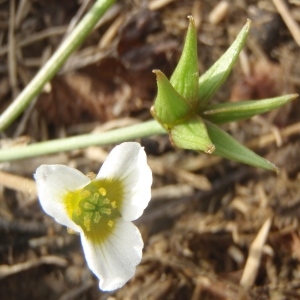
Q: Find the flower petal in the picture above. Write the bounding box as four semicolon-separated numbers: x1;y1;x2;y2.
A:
97;142;152;221
35;164;91;231
81;218;143;291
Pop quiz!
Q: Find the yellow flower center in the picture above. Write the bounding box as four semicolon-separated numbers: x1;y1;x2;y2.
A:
63;178;124;243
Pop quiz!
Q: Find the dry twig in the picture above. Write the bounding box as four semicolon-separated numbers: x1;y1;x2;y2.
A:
0;256;67;280
0;170;36;196
272;0;300;47
240;218;272;287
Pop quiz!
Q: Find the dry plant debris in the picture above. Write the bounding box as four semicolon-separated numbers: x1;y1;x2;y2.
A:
1;0;300;299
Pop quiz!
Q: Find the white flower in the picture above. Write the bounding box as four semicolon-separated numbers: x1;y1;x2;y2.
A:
34;142;152;291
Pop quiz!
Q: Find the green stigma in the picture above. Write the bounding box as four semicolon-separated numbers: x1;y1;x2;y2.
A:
63;179;123;237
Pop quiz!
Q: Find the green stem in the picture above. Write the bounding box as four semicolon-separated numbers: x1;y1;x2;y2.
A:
0;0;116;132
0;120;165;162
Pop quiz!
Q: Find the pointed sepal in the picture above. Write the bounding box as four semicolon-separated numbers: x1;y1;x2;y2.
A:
151;70;191;129
170;116;215;154
205;121;279;173
203;94;298;124
198;20;251;109
170;16;199;108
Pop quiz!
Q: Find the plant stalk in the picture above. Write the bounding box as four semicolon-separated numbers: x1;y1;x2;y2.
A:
0;120;165;162
0;0;116;131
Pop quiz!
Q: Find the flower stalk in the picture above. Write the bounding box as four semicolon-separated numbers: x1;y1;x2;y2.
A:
0;120;164;162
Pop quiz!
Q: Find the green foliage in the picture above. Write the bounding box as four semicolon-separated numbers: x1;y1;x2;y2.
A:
171;116;214;154
151;70;191;128
203;95;298;125
151;17;297;172
205;121;279;173
170;16;199;107
198;20;250;108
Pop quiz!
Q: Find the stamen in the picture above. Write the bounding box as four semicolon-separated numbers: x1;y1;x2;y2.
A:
83;202;95;210
102;198;110;204
67;228;77;235
81;190;91;199
108;220;114;227
99;187;106;196
93;193;99;202
89;194;99;205
102;208;111;215
68;180;122;232
93;212;101;223
83;212;93;231
86;172;96;180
